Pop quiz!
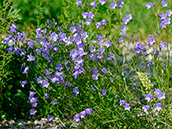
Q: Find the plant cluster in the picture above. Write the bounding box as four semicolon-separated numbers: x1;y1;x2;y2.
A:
1;0;172;128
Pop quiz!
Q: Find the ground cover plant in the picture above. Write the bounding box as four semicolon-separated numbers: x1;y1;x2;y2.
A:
1;0;172;128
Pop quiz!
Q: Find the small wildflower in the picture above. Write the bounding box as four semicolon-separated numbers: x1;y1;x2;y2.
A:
147;35;155;47
146;2;153;9
145;94;153;102
90;1;97;7
142;105;150;113
120;100;126;106
110;2;117;9
79;110;86;118
45;93;50;99
166;9;172;16
27;53;35;61
134;42;146;53
73;87;79;96
101;67;107;74
88;11;94;19
123;103;131;111
96;22;102;28
85;108;93;115
47;115;54;122
76;0;82;6
147;61;154;67
85;19;92;25
99;0;107;5
101;19;106;25
91;85;96;91
118;37;124;43
104;41;112;48
21;80;27;87
161;0;168;7
122;14;132;24
117;0;124;7
6;46;14;54
154;50;159;55
154;88;165;100
154;103;162;111
101;89;107;95
24;66;29;74
30;108;37;115
159;41;167;49
9;23;17;33
73;114;80;122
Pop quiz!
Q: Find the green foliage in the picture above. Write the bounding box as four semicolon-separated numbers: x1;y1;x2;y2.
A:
0;0;21;34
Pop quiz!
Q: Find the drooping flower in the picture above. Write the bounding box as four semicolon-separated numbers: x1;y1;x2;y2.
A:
27;53;35;62
118;37;124;43
29;91;36;98
23;66;29;74
110;2;117;9
85;19;92;25
101;67;107;74
142;105;150;113
120;100;126;106
79;110;86;119
88;11;95;19
104;41;112;48
117;0;124;7
73;87;79;96
92;74;99;80
101;89;107;95
159;41;167;49
9;23;17;33
99;0;107;5
154;88;165;100
159;12;167;20
76;0;82;6
122;14;132;24
145;94;153;102
92;68;99;74
159;17;170;29
30;108;37;115
146;2;153;9
101;19;106;25
166;9;172;16
45;93;50;99
47;115;54;122
6;46;14;54
90;1;97;7
73;114;80;122
96;22;102;28
21;80;27;87
134;42;146;53
147;35;155;47
85;108;93;115
123;103;131;111
161;0;168;7
3;36;12;44
154;50;159;56
154;103;162;111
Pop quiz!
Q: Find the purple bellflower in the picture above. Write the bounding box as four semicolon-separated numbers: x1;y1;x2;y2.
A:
30;108;37;115
146;2;153;9
90;1;97;7
145;94;153;102
159;41;167;49
154;103;162;111
110;2;117;9
161;0;168;7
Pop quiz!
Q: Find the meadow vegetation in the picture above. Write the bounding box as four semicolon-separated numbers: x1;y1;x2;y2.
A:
0;0;172;128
